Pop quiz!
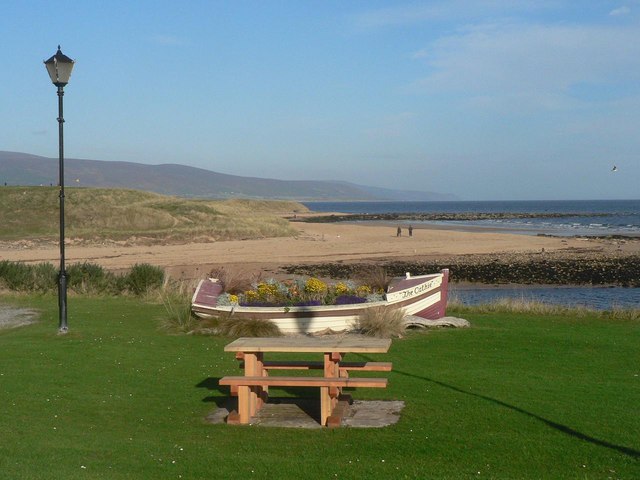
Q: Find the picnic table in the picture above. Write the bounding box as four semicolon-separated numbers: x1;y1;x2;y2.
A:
219;336;392;427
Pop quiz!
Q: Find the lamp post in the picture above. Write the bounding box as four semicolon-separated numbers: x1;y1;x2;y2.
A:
44;46;75;334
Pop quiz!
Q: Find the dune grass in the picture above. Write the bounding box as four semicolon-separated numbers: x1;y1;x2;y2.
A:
0;187;306;243
0;294;638;479
355;305;406;338
448;293;640;321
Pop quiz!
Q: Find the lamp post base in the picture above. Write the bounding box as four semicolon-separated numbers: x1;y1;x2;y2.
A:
58;271;68;334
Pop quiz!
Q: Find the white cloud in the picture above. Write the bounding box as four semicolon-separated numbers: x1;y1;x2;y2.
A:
609;6;631;16
409;22;640;105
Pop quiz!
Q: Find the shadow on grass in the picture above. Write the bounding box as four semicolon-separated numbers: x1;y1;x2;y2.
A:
196;377;322;422
371;360;640;460
263;397;322;423
196;377;231;406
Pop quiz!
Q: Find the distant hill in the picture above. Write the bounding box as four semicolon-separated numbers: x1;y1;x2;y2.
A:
0;151;457;201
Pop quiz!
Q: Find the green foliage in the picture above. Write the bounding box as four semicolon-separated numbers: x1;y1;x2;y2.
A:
127;263;165;295
0;260;168;297
158;291;199;334
0;261;57;292
0;260;37;290
30;263;58;292
66;262;113;295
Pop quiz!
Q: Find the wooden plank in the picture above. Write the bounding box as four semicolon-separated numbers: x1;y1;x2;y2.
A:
238;385;250;424
255;360;393;372
260;360;325;370
220;376;388;388
341;361;392;372
244;353;259;419
320;386;331;427
324;352;339;421
224;337;391;354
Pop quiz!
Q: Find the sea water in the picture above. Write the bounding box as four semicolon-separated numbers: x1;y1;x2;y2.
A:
303;199;640;237
302;200;640;309
450;285;640;310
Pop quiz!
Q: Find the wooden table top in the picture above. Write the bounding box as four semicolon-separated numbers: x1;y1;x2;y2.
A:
224;336;392;353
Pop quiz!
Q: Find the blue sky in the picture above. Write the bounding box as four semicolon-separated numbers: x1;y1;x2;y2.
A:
2;1;639;200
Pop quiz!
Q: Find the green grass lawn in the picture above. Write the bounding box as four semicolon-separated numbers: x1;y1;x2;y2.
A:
0;295;638;479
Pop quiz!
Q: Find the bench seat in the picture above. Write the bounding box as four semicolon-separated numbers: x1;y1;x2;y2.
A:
219;375;388;389
240;360;392;372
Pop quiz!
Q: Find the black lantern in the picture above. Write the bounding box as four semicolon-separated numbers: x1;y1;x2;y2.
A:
44;46;75;86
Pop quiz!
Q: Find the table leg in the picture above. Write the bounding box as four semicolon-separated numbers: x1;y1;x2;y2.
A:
319;385;331;426
256;352;268;406
321;352;342;426
229;352;265;425
330;351;343;396
237;385;251;424
245;352;262;420
233;352;261;424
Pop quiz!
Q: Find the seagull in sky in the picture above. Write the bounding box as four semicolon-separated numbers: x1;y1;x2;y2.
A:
611;165;618;172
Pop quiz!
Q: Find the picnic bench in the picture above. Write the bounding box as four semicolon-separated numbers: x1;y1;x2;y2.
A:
219;336;392;427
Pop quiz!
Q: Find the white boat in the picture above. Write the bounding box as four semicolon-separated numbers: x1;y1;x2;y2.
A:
191;269;450;334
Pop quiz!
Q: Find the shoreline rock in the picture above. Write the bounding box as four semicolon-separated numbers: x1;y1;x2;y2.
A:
282;253;640;287
297;212;612;223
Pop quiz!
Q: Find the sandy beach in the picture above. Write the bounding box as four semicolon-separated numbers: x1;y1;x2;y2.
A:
2;220;637;282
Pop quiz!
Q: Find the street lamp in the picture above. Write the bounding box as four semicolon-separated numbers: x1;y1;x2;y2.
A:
44;45;75;334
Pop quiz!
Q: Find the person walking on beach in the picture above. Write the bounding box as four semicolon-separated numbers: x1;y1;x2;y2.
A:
397;226;402;237
408;225;413;237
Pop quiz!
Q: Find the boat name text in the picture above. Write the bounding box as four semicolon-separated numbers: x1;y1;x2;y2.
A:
398;278;439;300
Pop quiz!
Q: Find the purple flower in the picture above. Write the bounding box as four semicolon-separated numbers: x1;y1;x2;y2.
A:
334;295;367;305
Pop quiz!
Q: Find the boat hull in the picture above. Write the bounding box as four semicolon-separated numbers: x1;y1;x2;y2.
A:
191;269;449;334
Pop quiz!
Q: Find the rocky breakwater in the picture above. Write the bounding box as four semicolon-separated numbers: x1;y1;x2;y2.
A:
297;212;611;223
283;251;640;287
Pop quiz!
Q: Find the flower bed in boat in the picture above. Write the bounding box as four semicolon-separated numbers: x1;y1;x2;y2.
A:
216;277;385;307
